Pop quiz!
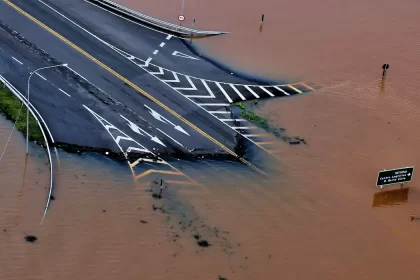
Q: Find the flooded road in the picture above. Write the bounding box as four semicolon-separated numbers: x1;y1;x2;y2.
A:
1;0;420;279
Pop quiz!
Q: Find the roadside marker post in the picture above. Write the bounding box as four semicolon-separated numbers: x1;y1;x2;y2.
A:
382;63;390;77
260;14;265;32
190;17;195;44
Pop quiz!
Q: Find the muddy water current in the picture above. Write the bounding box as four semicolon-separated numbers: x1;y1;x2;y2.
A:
1;0;420;279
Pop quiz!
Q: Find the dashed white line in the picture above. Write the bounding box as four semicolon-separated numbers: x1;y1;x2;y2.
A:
244;85;260;98
12;57;23;65
260;86;275;97
230;84;246;101
166;35;173;40
36;73;47;81
216;82;233;103
274;86;289;96
159;42;166;48
153;50;159;55
58;88;71;97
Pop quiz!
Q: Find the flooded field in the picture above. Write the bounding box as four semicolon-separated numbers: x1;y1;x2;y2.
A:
1;0;420;279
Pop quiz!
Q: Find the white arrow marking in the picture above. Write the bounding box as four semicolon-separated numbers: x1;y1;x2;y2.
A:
144;104;190;136
172;51;200;60
120;115;166;147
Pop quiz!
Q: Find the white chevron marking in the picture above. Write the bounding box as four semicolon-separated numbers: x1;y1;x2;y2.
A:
184;79;215;98
173;75;197;90
260;86;275;97
149;67;164;75
162;72;180;83
230;84;246;100
244;85;260;98
216;82;233;103
274;86;290;96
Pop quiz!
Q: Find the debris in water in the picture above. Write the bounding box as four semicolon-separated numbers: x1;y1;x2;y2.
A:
152;193;162;199
197;240;210;247
193;234;201;240
50;195;55;200
25;235;37;243
140;220;148;224
218;276;228;280
102;210;106;213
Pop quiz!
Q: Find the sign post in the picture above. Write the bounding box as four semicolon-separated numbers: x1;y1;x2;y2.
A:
376;166;414;188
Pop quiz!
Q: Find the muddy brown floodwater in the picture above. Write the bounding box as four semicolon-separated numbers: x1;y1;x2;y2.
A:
1;0;420;279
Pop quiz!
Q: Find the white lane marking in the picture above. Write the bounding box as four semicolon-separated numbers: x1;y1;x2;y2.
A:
149;67;164;75
166;34;173;40
232;126;257;129
153;50;159;55
173;76;197;91
184;79;213;97
216;82;233;103
245;134;265;137
12;57;23;65
219;119;246;122
197;103;230;106
172;51;200;60
260;86;275;97
208;111;231;114
162;72;180;83
36;73;47;81
274;86;290;96
244;85;260;98
144;57;152;66
159;42;166;48
156;127;186;149
58;88;71;97
229;84;246;101
288;84;303;93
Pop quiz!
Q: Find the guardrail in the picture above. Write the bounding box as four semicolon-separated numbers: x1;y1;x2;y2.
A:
89;0;229;37
0;75;53;223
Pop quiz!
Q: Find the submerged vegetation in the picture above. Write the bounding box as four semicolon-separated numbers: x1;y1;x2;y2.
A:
0;82;43;142
231;101;307;145
232;102;269;129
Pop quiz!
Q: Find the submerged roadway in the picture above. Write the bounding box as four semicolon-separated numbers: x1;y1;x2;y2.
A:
0;0;318;177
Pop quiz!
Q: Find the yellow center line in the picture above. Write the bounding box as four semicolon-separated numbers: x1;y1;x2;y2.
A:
4;0;268;177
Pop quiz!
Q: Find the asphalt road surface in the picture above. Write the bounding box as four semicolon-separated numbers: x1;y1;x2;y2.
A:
0;0;316;173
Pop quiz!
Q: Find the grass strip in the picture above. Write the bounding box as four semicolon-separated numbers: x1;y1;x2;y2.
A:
0;82;43;142
232;102;269;129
